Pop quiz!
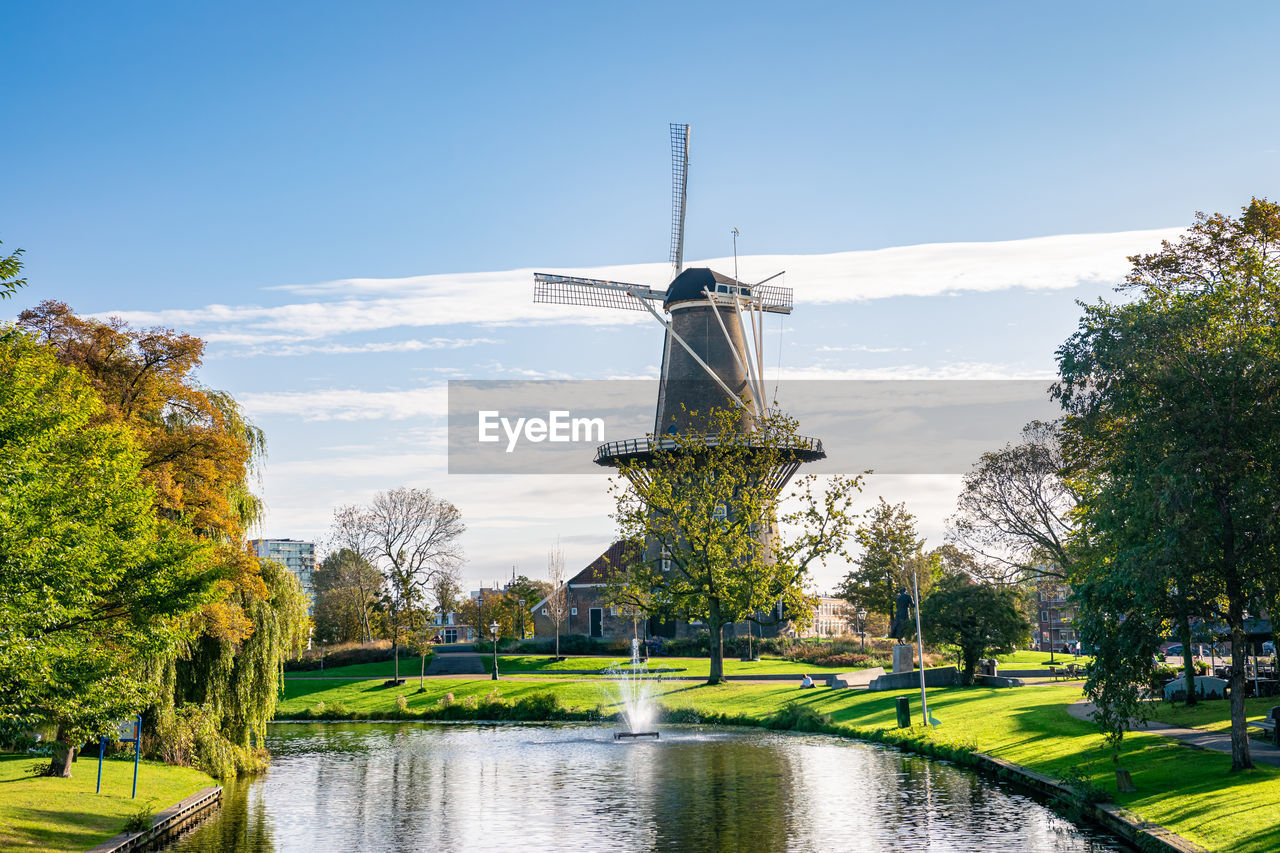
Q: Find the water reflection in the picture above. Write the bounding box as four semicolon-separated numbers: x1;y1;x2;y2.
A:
169;724;1124;852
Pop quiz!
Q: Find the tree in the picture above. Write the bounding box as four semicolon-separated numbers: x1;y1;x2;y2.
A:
459;590;508;644
946;421;1079;584
312;549;383;645
609;407;862;684
0;240;26;301
546;543;568;659
837;498;925;624
0;334;219;775
503;574;550;640
1056;198;1280;772
16;301;308;778
331;488;465;682
921;574;1031;684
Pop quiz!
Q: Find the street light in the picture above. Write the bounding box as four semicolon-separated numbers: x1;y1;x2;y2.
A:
490;621;500;680
518;598;526;641
857;608;867;653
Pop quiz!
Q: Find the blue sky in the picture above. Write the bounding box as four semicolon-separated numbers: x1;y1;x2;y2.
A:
4;3;1278;590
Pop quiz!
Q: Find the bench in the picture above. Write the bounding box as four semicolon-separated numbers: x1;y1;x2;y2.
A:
1247;706;1280;746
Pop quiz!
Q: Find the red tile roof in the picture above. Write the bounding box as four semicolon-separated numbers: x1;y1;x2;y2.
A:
568;539;640;585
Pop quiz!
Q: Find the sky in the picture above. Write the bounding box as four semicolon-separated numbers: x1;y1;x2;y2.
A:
4;2;1279;592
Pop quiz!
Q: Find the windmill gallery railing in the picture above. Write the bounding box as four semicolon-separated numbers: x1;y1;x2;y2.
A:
594;433;825;466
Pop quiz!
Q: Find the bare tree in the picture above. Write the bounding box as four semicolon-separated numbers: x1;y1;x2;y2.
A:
546;542;568;660
946;421;1079;584
330;487;465;682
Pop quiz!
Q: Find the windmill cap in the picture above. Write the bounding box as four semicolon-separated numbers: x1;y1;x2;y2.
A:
664;267;749;307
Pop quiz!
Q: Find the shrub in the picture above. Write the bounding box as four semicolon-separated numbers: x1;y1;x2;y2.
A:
122;801;157;833
766;702;832;732
395;695;408;714
1057;765;1113;815
286;640;414;672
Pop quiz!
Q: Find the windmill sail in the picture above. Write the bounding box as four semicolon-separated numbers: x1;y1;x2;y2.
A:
669;123;690;276
533;273;665;311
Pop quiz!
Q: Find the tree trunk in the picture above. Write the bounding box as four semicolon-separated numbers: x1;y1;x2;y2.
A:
1180;613;1197;707
961;650;978;686
393;625;400;683
555;622;560;659
420;652;426;689
1228;609;1252;770
49;726;74;778
707;602;725;684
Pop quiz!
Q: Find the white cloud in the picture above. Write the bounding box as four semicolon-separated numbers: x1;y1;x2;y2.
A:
221;337;501;358
100;228;1182;344
239;387;447;421
817;344;907;353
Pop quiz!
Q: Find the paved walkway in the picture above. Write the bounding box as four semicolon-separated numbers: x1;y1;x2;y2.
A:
1067;700;1280;767
425;651;485;676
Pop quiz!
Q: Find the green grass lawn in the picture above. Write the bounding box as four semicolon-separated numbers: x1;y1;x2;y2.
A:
275;676;1279;852
1145;695;1279;734
287;654;865;681
995;650;1094;668
0;753;214;853
480;655;863;677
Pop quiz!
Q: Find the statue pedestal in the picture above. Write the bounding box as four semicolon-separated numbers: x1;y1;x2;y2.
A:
892;644;914;674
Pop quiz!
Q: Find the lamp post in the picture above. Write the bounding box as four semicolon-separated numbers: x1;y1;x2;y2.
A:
857;608;867;653
490;621;500;680
518;598;526;641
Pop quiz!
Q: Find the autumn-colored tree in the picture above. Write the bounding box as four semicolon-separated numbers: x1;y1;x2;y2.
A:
0;334;220;776
15;301;307;777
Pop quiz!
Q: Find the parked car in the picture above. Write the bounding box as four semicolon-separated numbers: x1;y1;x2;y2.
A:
1263;641;1275;656
1164;643;1184;658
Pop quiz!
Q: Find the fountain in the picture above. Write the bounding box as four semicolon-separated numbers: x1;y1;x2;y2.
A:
609;638;661;739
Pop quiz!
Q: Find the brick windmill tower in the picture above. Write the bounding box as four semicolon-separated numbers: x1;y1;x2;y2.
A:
532;124;824;636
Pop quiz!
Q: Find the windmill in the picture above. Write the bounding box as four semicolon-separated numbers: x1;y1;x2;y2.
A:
534;124;825;641
533;123;824;482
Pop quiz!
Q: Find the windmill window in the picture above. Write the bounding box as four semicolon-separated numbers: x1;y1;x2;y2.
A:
713;504;727;521
570;607;578;616
541;608;548;616
660;548;672;572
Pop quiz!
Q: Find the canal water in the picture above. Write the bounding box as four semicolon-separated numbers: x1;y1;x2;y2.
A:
168;723;1125;852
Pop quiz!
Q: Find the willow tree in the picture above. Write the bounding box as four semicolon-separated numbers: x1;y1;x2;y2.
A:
17;301;308;777
608;407;862;684
1057;198;1280;773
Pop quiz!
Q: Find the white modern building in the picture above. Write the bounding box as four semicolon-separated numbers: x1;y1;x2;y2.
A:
250;538;317;612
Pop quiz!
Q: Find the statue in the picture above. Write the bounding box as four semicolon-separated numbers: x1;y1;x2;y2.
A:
888;587;914;644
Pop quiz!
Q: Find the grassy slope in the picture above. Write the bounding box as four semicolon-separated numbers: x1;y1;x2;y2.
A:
276;677;1279;852
0;754;214;853
288;655;866;680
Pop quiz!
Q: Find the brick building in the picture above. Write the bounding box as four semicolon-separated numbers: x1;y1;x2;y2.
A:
530;541;642;640
529;540;838;643
1035;582;1076;652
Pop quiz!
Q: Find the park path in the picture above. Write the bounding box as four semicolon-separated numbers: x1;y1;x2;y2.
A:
1067;700;1280;767
425;645;486;676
